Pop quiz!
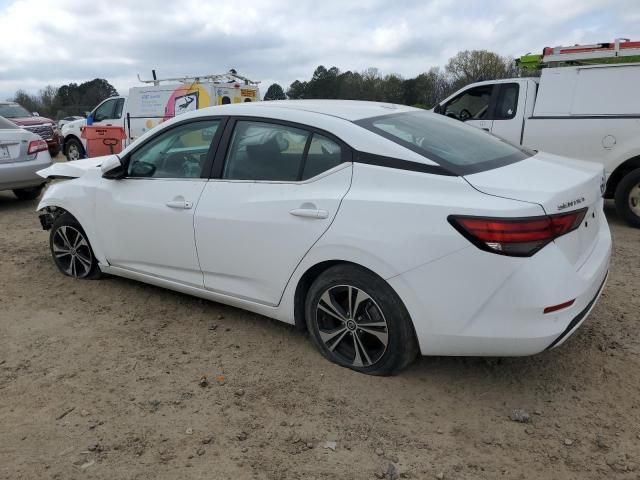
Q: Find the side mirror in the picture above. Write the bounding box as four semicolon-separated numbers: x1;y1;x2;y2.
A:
433;104;442;114
101;155;125;179
32;111;40;117
84;111;91;118
86;114;94;126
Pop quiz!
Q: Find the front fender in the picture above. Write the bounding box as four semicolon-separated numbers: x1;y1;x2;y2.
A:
37;180;107;265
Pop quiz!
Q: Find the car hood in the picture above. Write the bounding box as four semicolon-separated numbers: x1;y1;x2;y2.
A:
61;118;86;134
37;156;108;179
9;116;54;126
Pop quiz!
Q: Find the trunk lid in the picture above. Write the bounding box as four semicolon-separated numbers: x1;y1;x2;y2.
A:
0;129;32;164
464;152;605;268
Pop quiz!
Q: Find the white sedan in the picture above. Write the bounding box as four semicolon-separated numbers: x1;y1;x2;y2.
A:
36;100;611;375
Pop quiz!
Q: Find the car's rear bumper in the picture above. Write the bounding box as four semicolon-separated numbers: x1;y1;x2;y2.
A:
388;212;612;356
0;153;52;191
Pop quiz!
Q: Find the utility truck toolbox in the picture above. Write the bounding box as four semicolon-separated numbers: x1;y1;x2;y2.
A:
81;126;126;158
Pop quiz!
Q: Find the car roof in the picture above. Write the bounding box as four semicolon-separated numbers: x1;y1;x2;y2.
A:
123;100;440;167
201;100;419;121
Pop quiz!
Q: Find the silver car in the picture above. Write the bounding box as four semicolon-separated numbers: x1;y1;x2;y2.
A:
0;116;52;200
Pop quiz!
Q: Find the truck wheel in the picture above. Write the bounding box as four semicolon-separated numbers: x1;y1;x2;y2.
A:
64;138;84;161
614;168;640;228
13;185;43;200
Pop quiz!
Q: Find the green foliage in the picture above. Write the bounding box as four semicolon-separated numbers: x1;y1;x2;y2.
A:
11;78;118;119
263;83;287;101
287;50;522;108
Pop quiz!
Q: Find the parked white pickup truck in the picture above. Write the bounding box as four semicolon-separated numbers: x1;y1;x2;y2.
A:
434;63;640;227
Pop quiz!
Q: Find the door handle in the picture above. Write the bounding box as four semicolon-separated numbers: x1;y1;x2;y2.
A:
481;128;490;131
166;200;193;209
289;208;329;219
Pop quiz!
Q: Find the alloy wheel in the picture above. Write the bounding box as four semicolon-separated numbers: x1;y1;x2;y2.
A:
315;284;389;367
52;226;93;278
629;183;640;216
67;144;80;161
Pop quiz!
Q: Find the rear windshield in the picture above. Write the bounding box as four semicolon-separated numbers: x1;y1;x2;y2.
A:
0;104;31;119
0;116;19;129
356;111;531;175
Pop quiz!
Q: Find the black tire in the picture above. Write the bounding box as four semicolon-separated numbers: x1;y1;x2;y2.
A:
13;185;43;200
305;264;418;375
49;213;101;279
614;168;640;228
49;145;61;158
64;137;85;161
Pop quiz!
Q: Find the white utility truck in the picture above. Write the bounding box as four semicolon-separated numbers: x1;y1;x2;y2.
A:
61;70;260;162
434;38;640;227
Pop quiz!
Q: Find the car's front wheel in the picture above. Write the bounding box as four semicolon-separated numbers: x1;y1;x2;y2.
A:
614;168;640;228
49;214;101;279
305;265;418;375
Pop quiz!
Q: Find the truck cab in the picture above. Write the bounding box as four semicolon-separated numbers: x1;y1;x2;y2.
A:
434;78;538;143
61;96;127;161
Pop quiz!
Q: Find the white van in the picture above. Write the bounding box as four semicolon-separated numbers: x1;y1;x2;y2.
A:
434;63;640;227
62;71;260;162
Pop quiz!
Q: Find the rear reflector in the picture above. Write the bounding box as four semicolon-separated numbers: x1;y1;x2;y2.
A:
27;139;48;155
544;299;575;314
448;208;587;257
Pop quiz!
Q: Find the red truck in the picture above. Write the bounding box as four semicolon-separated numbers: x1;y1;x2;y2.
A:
0;102;62;157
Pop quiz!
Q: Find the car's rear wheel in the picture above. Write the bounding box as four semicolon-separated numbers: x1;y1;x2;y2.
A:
13;186;43;200
614;168;640;228
49;214;101;279
64;137;84;161
305;265;418;375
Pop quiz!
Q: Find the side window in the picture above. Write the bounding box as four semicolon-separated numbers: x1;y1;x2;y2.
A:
93;99;116;122
301;134;343;180
443;85;493;121
114;98;125;119
128;120;220;179
223;121;309;181
494;83;519;120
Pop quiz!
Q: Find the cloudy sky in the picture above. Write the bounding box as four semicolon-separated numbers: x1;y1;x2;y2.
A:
0;0;639;100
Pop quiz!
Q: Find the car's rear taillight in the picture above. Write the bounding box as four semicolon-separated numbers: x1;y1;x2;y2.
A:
28;139;48;155
448;208;587;257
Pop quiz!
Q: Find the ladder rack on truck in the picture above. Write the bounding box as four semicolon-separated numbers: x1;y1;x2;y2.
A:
518;38;640;70
136;69;260;86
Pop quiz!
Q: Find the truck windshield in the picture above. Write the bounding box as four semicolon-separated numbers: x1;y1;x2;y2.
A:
356;111;531;175
0;104;32;118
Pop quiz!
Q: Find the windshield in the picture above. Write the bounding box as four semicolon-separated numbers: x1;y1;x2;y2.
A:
0;104;32;118
356;111;532;175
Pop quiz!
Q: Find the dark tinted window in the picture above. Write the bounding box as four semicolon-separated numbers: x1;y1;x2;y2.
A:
114;98;125;119
302;134;343;180
494;83;519;120
128;120;220;178
358;111;531;173
93;99;116;121
0;116;19;129
443;85;493;121
223;121;309;181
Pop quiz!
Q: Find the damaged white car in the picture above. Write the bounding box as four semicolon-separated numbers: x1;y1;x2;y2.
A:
36;100;611;375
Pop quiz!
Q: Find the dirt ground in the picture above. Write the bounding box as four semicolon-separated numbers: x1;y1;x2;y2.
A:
0;182;639;480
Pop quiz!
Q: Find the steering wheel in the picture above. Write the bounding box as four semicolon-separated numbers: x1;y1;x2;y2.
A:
458;109;473;121
162;152;193;176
